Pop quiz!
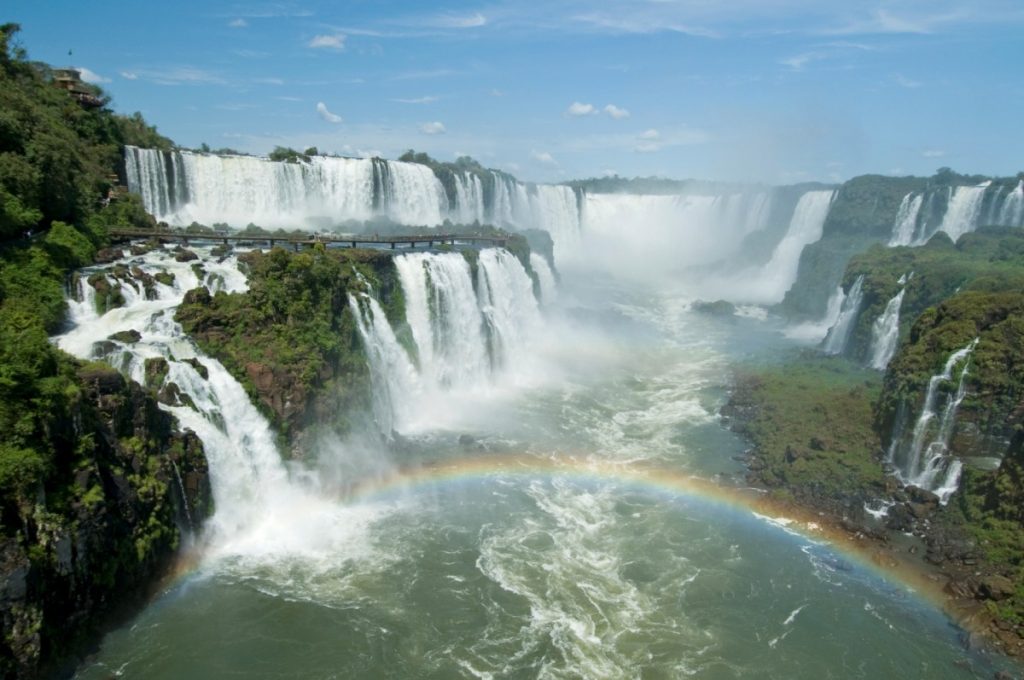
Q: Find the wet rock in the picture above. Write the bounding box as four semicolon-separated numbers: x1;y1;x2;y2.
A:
906;486;940;506
94;246;124;263
980;575;1016;601
183;286;212;306
144;357;169;389
108;329;142;344
174;248;199;262
154;271;176;287
77;364;126;394
183;358;209;380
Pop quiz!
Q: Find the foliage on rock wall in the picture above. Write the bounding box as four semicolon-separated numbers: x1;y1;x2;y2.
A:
0;25;206;677
176;247;404;449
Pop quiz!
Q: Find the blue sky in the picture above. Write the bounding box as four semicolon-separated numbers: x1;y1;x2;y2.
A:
7;1;1024;183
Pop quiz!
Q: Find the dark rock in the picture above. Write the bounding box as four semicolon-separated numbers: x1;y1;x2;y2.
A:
980;575;1016;602
144;357;169;389
691;299;736;318
174;249;199;262
183;287;212;306
77;364;126;394
154;271;176;287
458;434;476;449
906;486;940;506
108;329;142;344
94;246;124;263
183;358;209;380
809;436;827;451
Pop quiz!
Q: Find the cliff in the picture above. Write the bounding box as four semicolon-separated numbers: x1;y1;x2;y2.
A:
1;362;209;678
175;247;404;453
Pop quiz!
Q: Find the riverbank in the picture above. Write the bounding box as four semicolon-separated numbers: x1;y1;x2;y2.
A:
721;352;1024;664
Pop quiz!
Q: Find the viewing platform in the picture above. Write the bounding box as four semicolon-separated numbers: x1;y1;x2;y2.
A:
106;228;510;251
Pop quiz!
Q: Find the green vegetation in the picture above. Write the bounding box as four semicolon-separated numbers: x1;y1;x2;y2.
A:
727;353;886;504
176;247;404;446
841;228;1024;364
0;25;206;676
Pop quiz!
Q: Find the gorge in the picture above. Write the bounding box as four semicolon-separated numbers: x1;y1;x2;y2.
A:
3;24;1024;679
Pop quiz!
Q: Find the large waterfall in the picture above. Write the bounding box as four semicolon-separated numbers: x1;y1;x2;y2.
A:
887;339;979;503
356;249;544;434
822;275;864;355
867;288;906;369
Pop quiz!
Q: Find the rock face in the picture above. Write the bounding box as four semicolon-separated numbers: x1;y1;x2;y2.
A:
175;247;405;453
0;364;210;678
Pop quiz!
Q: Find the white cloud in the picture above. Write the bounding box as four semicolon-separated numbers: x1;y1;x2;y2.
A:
229;18;248;28
573;13;719;38
431;12;487;28
75;67;110;84
780;53;816;70
123;67;224;86
309;33;346;50
531;149;557;165
566;101;598;116
604;104;630;119
490;88;505;97
922;149;946;158
394;96;439;104
420;121;446;135
635;128;663;152
894;73;923;88
316;102;343;123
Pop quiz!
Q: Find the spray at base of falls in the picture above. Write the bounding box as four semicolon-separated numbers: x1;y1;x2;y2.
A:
356;248;547;435
822;275;864;355
887;338;979;504
868;288;906;370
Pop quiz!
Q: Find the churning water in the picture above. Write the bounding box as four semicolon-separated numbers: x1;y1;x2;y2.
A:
62;244;1009;679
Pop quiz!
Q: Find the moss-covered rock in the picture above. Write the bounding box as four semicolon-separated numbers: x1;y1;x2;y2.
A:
175;247;404;452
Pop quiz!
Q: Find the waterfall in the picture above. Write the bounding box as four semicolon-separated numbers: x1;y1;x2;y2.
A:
477;249;543;367
784;285;845;342
753;190;836;303
530;253;557;304
55;248;299;540
349;293;421;435
355;249;542;433
454;172;486;225
936;182;991;242
998;180;1024;227
888;339;979;503
867;288;905;369
394;252;490;388
888;193;923;246
822;275;864;355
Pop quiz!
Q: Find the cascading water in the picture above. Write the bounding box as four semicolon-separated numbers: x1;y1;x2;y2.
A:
936;182;991;242
821;275;864;355
888;193;923;246
867;287;906;369
530;253;557;304
997;180;1024;227
749;190;835;303
358;249;543;434
887;339;979;503
477;249;543;368
56;247;373;557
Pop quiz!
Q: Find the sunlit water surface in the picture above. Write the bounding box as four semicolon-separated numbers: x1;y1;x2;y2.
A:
72;266;1011;679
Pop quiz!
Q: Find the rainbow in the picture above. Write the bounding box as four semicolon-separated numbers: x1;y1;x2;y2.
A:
337;452;960;617
170;452;974;636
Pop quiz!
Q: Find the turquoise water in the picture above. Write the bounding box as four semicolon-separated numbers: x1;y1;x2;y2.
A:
74;274;1013;679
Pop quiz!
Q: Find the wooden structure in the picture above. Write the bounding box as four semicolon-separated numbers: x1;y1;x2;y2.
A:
107;228;509;251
